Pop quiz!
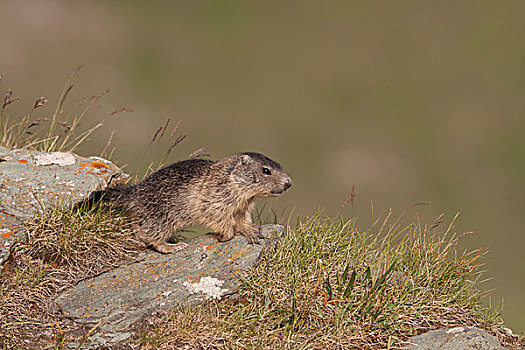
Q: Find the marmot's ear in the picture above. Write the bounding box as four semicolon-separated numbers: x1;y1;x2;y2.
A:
241;154;251;165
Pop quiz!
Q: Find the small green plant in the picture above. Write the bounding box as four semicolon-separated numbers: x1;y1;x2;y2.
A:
0;66;132;154
137;213;521;349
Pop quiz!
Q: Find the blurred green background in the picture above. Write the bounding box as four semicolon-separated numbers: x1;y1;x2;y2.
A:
1;1;523;331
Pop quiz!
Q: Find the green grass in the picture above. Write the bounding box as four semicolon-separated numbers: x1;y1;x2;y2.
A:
136;213;523;349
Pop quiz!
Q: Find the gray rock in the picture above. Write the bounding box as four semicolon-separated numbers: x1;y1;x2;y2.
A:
406;326;506;350
0;147;124;267
53;225;282;347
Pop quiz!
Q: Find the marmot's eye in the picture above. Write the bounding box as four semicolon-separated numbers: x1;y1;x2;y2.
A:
262;167;272;175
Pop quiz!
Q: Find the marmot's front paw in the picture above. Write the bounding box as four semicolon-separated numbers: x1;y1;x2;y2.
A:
238;224;262;244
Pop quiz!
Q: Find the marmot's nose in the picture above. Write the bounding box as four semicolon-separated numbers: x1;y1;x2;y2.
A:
283;176;292;190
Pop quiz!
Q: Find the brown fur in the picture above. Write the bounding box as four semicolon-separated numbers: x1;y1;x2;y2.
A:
81;152;292;253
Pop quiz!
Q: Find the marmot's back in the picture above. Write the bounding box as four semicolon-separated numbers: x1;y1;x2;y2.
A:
141;159;215;190
133;159;215;201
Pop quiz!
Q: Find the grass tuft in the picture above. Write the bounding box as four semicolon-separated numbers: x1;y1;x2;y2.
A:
0;203;142;348
19;202;141;276
137;213;522;349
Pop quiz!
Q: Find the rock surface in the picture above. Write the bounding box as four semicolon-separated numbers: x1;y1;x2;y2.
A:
53;225;282;348
406;326;506;350
0;147;123;267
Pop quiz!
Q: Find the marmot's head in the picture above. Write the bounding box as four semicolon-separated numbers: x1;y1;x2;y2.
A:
222;152;292;198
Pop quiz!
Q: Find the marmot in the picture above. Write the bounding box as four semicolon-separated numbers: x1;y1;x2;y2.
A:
81;152;292;253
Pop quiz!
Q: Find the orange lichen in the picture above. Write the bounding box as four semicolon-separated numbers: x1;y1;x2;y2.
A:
17;159;28;163
90;161;110;169
1;231;13;238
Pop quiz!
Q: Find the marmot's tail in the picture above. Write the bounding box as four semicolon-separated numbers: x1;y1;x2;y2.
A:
75;185;132;211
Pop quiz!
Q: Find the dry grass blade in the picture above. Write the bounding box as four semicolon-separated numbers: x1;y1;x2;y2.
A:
26;117;50;130
409;201;432;208
2;89;21;110
93;87;111;100
341;184;357;209
76;318;104;350
148;118;171;147
149;126;163;146
188;146;210;159
69;64;84;80
101;129;117;158
33;96;49;110
166;134;186;156
109;107;134;116
159;118;170;141
170;120;182;137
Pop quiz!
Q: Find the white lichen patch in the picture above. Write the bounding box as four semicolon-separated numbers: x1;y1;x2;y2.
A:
89;156;109;162
183;276;229;300
161;290;172;297
33;152;76;166
446;327;467;334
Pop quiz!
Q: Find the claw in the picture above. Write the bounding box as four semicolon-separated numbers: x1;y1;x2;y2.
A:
239;224;261;245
